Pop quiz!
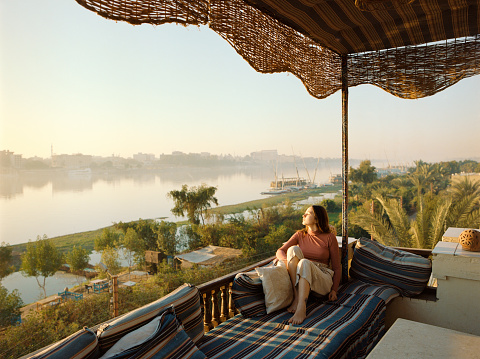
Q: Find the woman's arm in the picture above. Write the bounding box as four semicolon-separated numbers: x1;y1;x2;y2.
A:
276;232;300;263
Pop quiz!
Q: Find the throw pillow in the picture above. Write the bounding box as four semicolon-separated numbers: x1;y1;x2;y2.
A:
231;273;267;318
97;283;203;353
100;307;205;359
255;266;293;314
350;238;432;296
27;327;98;359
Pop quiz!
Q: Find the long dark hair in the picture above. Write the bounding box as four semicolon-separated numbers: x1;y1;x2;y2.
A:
300;205;331;233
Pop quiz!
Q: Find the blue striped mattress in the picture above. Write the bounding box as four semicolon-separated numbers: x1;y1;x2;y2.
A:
197;280;400;359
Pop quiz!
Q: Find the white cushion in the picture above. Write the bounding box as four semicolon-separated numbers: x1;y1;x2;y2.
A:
255;266;293;314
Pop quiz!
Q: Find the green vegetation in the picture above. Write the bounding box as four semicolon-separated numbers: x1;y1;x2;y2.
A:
20;236;63;299
65;246;89;280
0;243;14;280
11;227;106;255
349;160;480;248
168;184;219;225
0;285;23;328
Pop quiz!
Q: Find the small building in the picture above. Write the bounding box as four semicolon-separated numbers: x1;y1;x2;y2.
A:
175;245;242;269
451;172;480;184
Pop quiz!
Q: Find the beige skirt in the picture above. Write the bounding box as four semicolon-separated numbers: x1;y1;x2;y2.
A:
278;245;334;296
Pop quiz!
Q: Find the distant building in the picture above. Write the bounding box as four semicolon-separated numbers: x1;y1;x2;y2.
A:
133;153;156;163
52;153;92;168
376;166;407;178
329;174;342;185
0;150;22;168
451;172;480;184
250;150;278;162
175;245;242;269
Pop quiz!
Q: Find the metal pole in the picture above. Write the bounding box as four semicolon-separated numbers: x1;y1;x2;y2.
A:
341;55;349;283
112;275;119;317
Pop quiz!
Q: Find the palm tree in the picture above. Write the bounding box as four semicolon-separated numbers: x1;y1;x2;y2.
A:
408;162;440;203
351;194;452;249
447;178;480;228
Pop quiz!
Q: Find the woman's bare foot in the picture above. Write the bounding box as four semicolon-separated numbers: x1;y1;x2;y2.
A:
287;297;298;313
288;300;306;324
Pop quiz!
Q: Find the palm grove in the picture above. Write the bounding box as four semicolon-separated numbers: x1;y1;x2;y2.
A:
0;161;479;357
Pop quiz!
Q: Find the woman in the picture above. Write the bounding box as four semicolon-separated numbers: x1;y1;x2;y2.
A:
276;205;341;324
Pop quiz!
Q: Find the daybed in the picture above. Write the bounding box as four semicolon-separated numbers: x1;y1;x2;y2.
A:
26;238;432;359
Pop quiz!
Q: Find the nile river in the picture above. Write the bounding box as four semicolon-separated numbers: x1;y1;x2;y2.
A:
0;161;344;303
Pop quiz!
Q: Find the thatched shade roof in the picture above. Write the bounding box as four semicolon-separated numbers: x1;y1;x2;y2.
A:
75;0;479;99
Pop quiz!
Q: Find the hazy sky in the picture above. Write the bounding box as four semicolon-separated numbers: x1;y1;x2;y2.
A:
1;0;479;164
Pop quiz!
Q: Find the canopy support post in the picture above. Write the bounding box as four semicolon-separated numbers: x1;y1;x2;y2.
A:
341;55;349;284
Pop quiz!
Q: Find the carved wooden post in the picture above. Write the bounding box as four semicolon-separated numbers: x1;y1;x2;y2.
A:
211;289;220;328
228;282;236;317
220;285;229;322
203;292;212;332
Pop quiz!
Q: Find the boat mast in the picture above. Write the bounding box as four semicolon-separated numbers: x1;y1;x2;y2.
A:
312;157;320;185
292;147;301;186
301;155;312;185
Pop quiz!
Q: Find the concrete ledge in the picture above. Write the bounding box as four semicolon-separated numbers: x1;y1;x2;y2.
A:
367;318;480;359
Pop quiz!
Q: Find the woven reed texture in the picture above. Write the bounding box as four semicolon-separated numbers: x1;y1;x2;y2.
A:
348;36;480;99
74;0;480;99
75;0;209;25
354;0;416;12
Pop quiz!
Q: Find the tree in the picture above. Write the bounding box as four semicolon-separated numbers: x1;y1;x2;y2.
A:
408;162;440;201
21;235;63;298
447;177;480;228
116;219;159;251
168;184;219;225
94;228;121;252
65;246;90;283
100;246;121;275
350;160;377;185
123;228;145;270
156;221;177;256
351;194;451;249
0;284;23;327
0;242;14;280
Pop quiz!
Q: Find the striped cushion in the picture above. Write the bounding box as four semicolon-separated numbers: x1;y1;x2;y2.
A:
99;307;205;359
340;279;400;304
27;328;98;359
231;273;267;318
350;238;432;297
97;283;203;353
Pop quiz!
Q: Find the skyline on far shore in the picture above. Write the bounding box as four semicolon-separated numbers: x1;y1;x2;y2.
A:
1;0;479;164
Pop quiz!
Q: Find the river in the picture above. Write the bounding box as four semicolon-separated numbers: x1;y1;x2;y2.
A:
1;161;345;304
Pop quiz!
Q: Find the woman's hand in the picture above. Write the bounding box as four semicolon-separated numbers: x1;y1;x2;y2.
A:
328;289;337;301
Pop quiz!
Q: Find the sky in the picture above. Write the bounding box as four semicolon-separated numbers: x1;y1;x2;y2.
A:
1;0;479;164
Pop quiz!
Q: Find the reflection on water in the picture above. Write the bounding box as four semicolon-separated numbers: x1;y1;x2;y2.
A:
2;271;87;305
2;251;130;304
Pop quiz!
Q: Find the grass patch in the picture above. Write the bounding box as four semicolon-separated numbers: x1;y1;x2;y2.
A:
11;227;115;255
209;185;341;215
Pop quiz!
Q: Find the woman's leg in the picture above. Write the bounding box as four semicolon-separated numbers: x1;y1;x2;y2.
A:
287;254;299;313
288;277;310;324
286;246;305;313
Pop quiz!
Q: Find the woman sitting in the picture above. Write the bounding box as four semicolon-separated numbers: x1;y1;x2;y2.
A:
276;205;341;324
